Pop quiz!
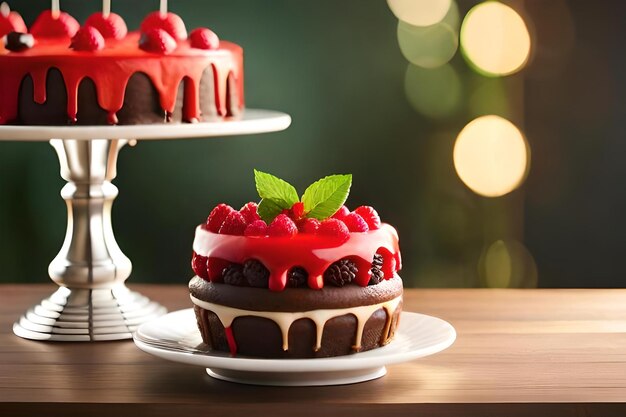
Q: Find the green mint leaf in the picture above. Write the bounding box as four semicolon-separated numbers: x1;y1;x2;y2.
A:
257;198;285;224
254;169;299;209
301;174;352;220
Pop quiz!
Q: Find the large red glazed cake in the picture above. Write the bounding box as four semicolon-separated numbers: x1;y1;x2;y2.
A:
0;4;243;125
189;171;403;358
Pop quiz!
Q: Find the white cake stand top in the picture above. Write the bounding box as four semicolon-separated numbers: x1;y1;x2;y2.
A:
0;108;291;141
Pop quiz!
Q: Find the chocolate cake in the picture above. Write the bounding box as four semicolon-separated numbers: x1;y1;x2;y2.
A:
0;5;243;125
189;171;403;358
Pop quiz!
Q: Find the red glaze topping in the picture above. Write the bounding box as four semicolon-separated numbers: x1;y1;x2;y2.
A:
0;9;27;37
0;33;244;125
140;11;187;41
85;12;128;40
193;223;402;292
30;10;80;38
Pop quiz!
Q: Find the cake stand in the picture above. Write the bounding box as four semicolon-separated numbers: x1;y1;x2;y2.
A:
0;109;291;342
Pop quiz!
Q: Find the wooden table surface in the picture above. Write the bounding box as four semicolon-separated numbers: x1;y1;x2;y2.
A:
1;285;626;416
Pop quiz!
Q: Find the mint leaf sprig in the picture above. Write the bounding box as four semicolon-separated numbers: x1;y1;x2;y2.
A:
254;169;352;224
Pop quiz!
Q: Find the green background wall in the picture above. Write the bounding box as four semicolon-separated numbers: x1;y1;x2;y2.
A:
1;1;624;288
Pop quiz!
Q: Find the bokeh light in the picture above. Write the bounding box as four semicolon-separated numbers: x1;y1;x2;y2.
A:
460;1;531;76
453;115;529;197
397;20;458;68
404;63;461;118
387;0;452;27
479;240;538;288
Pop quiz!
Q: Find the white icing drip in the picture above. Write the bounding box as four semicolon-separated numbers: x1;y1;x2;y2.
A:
190;295;402;352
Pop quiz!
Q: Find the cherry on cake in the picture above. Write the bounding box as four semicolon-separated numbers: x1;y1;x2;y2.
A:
189;170;403;358
0;4;243;125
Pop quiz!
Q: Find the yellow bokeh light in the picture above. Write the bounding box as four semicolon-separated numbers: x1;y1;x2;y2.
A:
460;1;531;76
387;0;452;27
397;20;458;69
453;115;529;197
479;240;538;288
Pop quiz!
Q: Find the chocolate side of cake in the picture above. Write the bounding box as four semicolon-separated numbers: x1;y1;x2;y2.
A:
189;274;403;311
194;301;402;358
16;66;236;125
190;275;403;358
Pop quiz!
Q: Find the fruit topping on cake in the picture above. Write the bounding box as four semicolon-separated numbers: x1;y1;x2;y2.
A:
85;12;128;40
3;31;33;52
0;3;26;37
30;9;80;38
70;26;105;51
189;27;219;50
139;27;177;54
140;11;187;41
191;170;400;292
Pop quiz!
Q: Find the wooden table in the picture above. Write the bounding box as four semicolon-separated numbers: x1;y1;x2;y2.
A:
1;285;626;416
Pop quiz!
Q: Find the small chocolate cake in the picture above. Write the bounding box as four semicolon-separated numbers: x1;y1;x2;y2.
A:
189;171;404;358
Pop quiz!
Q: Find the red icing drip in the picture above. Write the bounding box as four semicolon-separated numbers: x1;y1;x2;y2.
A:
107;111;119;125
193;224;401;291
0;33;244;124
224;326;238;356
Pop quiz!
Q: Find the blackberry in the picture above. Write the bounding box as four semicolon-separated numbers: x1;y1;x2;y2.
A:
287;267;308;288
243;259;270;288
324;259;358;287
369;254;385;285
222;264;246;286
5;32;34;52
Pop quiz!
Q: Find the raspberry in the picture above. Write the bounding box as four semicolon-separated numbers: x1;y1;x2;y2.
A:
85;12;128;40
239;202;261;224
318;218;350;242
189;27;219;50
368;254;384;285
343;212;369;233
207;257;229;281
4;32;34;52
268;214;298;237
70;26;105;52
354;206;381;230
30;10;80;38
0;8;27;37
191;252;209;279
222;264;247;286
324;259;358;287
287;267;308;288
219;211;247;235
331;205;350;221
139;28;177;54
243;259;270;288
206;204;234;232
289;202;305;220
140;11;187;41
299;218;320;234
244;220;268;237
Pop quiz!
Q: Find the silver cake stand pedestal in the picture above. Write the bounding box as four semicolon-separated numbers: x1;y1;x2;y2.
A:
0;109;291;341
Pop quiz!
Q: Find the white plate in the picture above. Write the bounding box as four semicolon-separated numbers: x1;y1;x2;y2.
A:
0;109;291;141
134;309;456;386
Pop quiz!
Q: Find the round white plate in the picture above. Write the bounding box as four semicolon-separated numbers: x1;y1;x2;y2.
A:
134;309;456;386
0;108;291;141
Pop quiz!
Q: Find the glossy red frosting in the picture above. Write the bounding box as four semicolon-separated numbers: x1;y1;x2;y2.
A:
0;32;243;124
192;223;402;291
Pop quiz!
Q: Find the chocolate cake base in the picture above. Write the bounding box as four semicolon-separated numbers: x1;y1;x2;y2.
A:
190;276;403;358
17;67;238;125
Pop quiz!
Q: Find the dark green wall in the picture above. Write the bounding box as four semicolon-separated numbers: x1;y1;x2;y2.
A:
1;1;625;288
